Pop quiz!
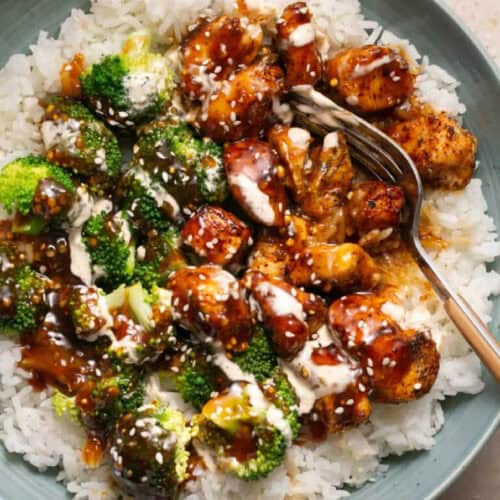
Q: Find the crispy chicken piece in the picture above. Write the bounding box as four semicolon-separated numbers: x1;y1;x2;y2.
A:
288;243;381;293
268;124;312;199
224;139;288;226
347;181;404;234
328;293;440;403
346;181;405;249
246;233;290;279
325;45;414;113
269;126;354;219
181;205;252;267
181;15;263;101
168;265;252;351
386;112;477;190
245;272;326;358
200;60;285;142
285;328;371;435
277;2;322;87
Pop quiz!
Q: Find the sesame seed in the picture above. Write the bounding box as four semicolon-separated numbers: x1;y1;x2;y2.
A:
155;452;163;465
335;406;344;415
414;383;422;390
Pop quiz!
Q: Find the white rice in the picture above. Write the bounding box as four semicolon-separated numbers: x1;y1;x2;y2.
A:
1;1;499;499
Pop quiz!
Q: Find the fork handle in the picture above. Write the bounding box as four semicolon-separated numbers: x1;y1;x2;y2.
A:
413;243;500;381
444;295;500;381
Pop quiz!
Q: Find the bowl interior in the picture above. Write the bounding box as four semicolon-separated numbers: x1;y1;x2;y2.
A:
0;0;499;498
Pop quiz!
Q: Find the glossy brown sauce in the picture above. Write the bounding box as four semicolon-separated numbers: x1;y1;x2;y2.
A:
60;53;85;98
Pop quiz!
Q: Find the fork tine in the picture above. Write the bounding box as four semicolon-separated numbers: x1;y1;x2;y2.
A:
293;109;397;184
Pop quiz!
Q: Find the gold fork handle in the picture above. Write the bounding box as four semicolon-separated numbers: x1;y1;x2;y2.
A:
413;240;500;381
444;296;500;381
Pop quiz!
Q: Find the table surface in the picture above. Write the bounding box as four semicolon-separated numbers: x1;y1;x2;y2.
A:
440;3;499;498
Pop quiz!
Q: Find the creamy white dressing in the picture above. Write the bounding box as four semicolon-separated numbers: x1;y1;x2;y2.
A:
123;64;169;113
289;23;315;47
229;172;276;226
245;383;293;443
213;352;257;385
254;281;305;322
288;326;360;400
41;118;81;154
111;211;132;245
132;168;180;218
68;227;93;286
280;362;316;414
323;131;339;150
287;127;311;149
351;54;395;79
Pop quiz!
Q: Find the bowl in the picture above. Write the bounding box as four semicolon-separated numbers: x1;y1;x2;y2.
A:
0;0;498;498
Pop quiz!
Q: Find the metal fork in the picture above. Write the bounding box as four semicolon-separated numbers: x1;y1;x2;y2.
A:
290;85;500;381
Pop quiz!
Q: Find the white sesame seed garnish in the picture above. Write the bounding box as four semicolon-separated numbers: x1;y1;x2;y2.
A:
335;406;345;415
414;383;422;390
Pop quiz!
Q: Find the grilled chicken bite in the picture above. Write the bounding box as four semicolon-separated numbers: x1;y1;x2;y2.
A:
386;112;477;190
224;139;288;226
247;233;290;279
270;127;354;219
283;327;371;434
181;205;252;267
328;293;440;403
288;243;381;293
200;60;285;142
181;15;263;101
325;45;414;113
246;273;326;358
346;181;405;249
168;265;252;351
277;2;322;87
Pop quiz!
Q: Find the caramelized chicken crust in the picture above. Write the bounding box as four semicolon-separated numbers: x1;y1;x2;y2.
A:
328;293;440;403
181;15;263;101
181;205;252;267
224;138;288;226
277;2;322;87
386;112;477;190
325;45;414;113
168;265;252;351
288;243;381;293
200;60;285;142
245;272;326;358
347;181;405;235
269;126;354;219
246;233;290;279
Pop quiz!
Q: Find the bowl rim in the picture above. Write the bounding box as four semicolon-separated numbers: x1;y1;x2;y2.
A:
424;1;500;498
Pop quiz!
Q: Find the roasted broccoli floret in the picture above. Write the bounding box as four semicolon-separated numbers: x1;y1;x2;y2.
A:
233;327;278;382
68;285;111;340
133;228;186;289
106;283;173;365
80;32;175;128
41;96;122;195
0;155;75;234
116;167;178;232
134;119;227;206
81;366;145;432
52;390;79;422
0;246;49;335
81;211;135;291
262;368;301;440
169;344;228;411
111;402;192;498
197;381;288;481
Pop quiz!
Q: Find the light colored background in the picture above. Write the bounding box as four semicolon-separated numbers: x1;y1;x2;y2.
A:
440;1;499;498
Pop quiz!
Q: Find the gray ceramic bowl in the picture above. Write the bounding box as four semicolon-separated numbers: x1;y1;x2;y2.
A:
0;0;498;498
